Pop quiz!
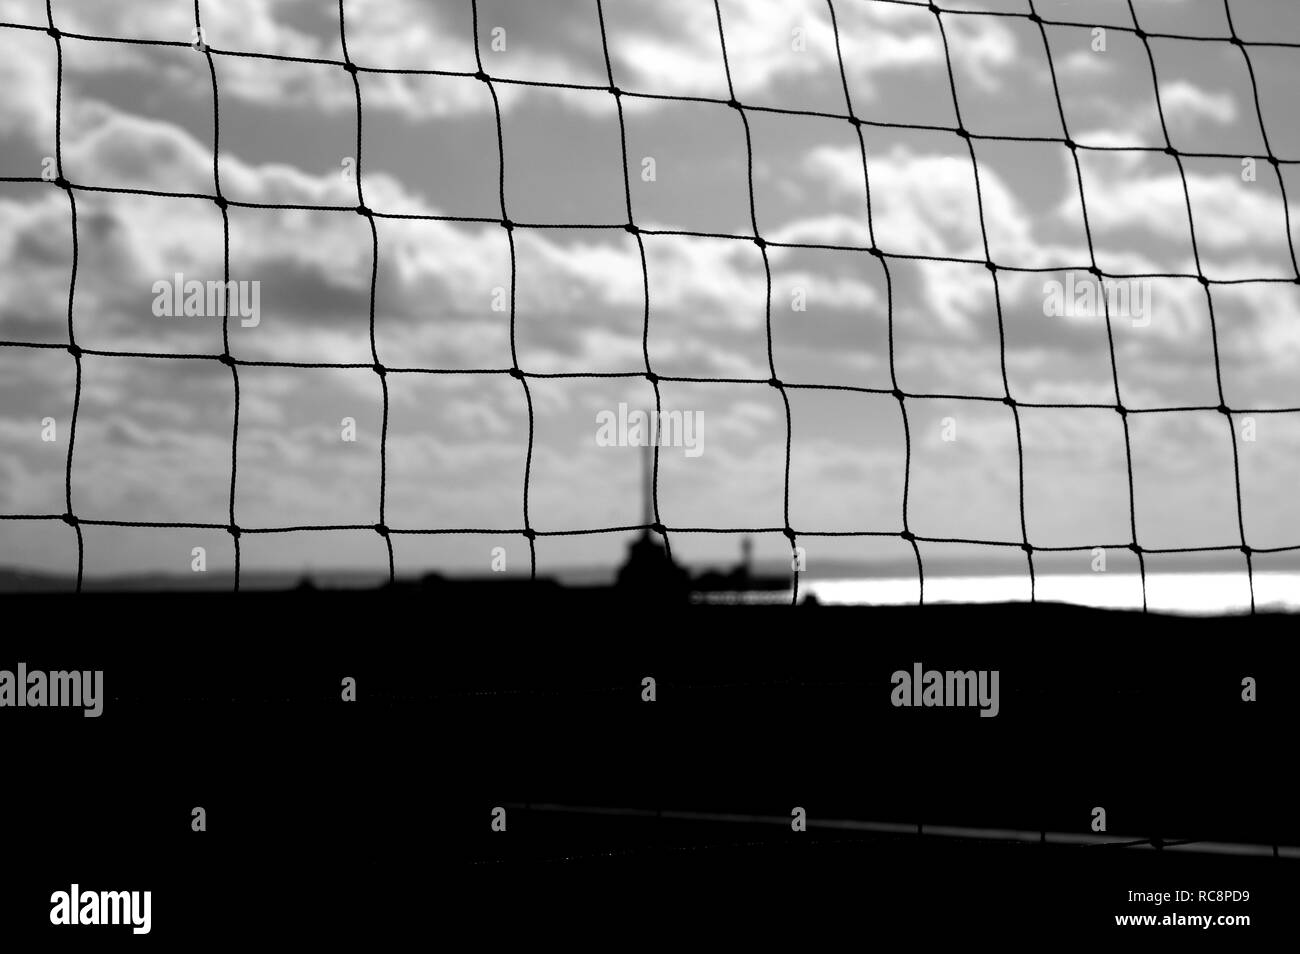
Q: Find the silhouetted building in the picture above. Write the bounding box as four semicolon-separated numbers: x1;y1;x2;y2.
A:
615;442;690;598
691;534;791;597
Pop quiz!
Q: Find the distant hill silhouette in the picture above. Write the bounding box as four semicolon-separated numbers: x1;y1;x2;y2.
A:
2;546;1294;596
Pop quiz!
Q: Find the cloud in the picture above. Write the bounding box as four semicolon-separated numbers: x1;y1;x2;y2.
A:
0;25;56;141
1161;80;1237;128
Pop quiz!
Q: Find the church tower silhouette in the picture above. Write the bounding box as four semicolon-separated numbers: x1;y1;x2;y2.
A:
614;438;690;598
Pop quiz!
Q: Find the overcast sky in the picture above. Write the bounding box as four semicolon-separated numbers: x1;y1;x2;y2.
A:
0;0;1298;586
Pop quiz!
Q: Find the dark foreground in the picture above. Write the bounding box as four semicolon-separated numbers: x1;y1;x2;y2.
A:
1;592;1296;944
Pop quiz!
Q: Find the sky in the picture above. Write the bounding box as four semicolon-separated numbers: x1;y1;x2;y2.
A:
0;0;1298;590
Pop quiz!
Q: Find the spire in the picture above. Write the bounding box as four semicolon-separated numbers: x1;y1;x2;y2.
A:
615;420;689;598
642;434;655;531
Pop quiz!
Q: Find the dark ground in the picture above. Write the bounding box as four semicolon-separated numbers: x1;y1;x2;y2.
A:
1;593;1295;944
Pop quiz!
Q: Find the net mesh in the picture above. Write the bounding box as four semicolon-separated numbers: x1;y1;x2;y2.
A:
0;0;1297;609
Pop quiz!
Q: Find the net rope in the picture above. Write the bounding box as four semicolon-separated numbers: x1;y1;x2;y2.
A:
0;0;1297;609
